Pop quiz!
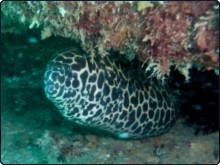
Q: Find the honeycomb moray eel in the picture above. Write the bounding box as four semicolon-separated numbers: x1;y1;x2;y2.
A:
44;48;177;139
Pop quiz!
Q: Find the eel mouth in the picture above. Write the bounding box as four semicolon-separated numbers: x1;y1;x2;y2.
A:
44;68;59;99
44;64;66;100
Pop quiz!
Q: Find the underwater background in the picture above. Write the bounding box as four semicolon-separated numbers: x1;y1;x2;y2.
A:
1;1;219;164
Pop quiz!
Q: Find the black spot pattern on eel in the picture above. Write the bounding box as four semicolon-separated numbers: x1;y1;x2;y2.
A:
44;49;177;139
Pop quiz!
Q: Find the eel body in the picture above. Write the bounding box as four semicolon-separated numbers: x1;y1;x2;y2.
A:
44;48;177;139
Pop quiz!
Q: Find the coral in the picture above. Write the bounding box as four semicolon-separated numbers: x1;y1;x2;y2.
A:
1;1;218;80
138;2;218;78
137;1;154;12
193;7;219;71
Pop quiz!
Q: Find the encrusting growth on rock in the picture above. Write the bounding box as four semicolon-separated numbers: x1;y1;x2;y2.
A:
1;1;218;80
